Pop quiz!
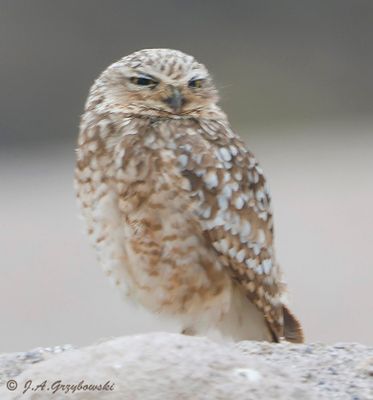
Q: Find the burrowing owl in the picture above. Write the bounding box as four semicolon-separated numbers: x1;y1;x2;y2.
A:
75;48;303;343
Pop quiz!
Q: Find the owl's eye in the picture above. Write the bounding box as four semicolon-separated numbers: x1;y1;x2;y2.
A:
129;76;158;87
188;78;205;89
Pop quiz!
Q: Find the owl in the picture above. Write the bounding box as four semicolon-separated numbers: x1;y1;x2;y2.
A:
75;48;304;343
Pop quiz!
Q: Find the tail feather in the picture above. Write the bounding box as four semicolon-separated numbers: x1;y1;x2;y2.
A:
283;306;304;343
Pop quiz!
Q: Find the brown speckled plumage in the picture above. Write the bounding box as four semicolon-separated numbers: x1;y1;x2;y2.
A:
75;48;303;343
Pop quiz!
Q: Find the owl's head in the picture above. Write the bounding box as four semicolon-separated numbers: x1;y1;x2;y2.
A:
91;49;220;118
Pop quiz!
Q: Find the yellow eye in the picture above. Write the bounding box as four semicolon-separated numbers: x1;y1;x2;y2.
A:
188;78;204;89
130;76;157;86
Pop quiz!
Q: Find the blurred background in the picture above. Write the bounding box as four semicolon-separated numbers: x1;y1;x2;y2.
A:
1;0;372;352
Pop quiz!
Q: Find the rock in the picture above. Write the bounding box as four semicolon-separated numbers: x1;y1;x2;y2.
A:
0;333;372;400
0;344;76;388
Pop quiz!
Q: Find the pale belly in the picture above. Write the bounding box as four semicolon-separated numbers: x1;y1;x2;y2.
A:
84;182;232;322
81;185;271;341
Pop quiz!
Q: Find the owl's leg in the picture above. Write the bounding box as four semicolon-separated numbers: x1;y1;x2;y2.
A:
181;327;197;336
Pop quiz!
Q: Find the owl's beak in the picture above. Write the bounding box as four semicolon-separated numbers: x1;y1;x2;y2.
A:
164;87;184;113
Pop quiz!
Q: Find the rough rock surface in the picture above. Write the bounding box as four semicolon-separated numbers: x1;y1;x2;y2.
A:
0;333;372;400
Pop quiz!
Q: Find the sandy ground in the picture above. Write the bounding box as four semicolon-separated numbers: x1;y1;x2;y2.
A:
1;121;372;352
0;334;372;399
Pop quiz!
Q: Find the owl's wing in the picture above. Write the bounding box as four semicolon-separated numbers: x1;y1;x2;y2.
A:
175;119;304;343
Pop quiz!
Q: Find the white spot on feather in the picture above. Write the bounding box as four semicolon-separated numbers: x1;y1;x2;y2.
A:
180;143;192;152
201;206;211;219
256;265;264;275
262;259;272;274
229;145;238;156
87;141;98;152
144;134;156;146
80;166;92;180
234;196;245;210
223;171;231;183
245;259;256;269
178;154;189;168
234;171;242;181
236;249;246;263
219;239;229;253
258;229;266;244
204;171;218;189
218;147;232;162
212;214;225;227
240;221;251;237
115;149;125;168
223;221;232;232
255;165;264;175
222;185;232;199
248;157;256;168
252;243;261;256
229;247;237;258
180;178;191;191
192;153;203;164
218;195;228;211
213;241;221;252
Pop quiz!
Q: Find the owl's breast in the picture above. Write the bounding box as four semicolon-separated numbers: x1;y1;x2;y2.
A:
77;121;231;317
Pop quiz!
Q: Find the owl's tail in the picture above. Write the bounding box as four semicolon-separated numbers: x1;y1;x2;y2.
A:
282;305;304;343
267;305;304;343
